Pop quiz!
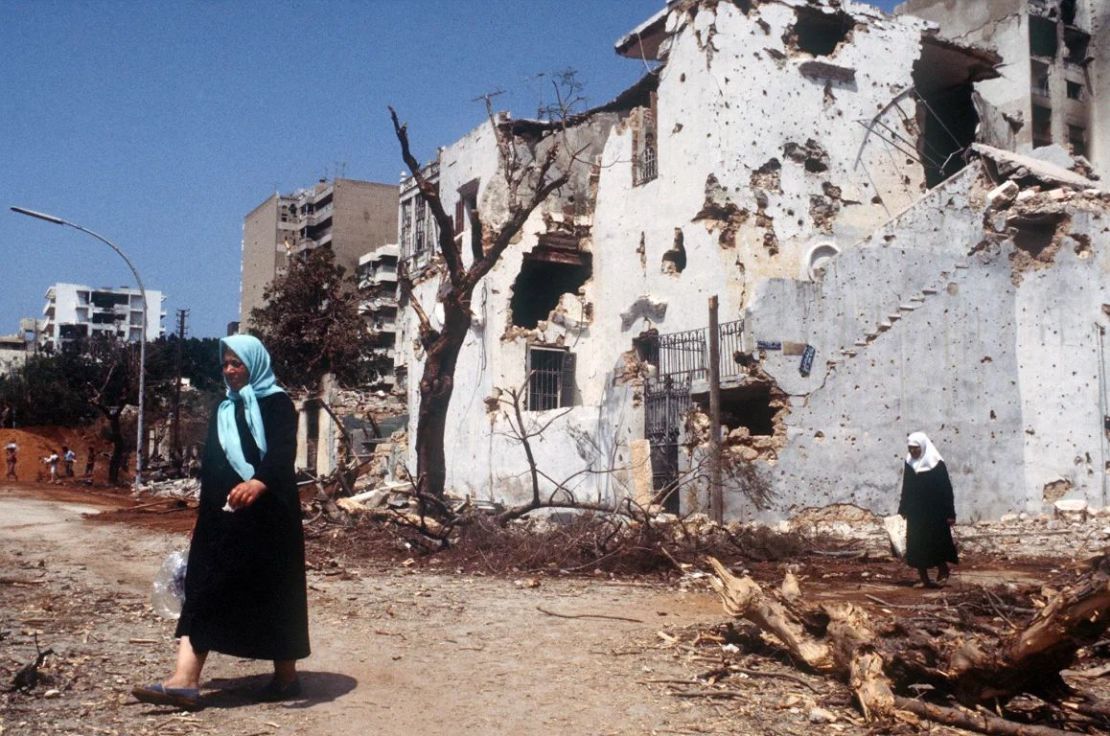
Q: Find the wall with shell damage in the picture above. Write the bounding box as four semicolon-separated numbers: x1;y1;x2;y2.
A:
739;160;1110;522
397;0;1042;517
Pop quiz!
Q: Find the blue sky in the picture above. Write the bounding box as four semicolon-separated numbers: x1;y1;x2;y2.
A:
0;0;901;338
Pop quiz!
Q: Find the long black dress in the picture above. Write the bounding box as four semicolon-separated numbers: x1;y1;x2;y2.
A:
175;393;310;660
897;460;959;570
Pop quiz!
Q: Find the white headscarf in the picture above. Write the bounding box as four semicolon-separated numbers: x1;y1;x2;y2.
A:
906;432;943;474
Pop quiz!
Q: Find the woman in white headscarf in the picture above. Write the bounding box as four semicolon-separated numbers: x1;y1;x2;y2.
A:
898;432;958;588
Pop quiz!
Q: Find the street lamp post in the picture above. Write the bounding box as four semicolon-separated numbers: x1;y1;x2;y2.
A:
10;206;149;488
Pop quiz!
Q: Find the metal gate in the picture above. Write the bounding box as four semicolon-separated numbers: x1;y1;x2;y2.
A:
642;320;743;512
644;375;691;513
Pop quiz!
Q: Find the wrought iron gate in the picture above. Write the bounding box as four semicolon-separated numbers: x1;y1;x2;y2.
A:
642;320;743;512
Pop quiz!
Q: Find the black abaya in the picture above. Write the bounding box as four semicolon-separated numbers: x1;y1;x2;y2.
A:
897;460;959;570
175;392;309;660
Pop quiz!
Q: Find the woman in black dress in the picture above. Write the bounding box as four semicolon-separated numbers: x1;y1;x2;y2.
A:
898;432;958;588
134;335;309;710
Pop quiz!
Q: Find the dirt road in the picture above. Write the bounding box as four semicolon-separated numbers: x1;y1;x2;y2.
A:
0;485;733;736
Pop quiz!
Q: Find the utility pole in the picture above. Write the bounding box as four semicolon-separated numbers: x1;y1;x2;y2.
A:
171;308;188;469
708;295;723;523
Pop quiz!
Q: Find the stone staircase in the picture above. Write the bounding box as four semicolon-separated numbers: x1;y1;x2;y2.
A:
822;256;973;371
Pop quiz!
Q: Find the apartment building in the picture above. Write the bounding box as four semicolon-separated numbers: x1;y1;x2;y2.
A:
239;178;398;329
356;243;400;386
41;282;165;352
897;0;1109;178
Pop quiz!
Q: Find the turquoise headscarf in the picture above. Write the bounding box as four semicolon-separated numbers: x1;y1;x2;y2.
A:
217;335;286;481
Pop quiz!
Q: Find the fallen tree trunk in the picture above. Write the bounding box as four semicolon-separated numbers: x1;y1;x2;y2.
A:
705;556;1110;732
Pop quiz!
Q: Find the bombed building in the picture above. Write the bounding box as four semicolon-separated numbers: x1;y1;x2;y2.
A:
395;0;1109;523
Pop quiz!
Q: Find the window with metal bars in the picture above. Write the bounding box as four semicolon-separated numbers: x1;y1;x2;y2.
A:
527;346;576;411
631;94;658;187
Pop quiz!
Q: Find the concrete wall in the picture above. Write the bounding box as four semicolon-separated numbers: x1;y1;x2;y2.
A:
738;167;1109;521
240;195;282;328
1090;0;1110;175
241;181;397;330
331;179;398;282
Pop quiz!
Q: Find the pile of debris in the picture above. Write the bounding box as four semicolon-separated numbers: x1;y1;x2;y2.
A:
132;476;199;501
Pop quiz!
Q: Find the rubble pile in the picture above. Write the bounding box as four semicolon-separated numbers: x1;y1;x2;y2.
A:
785;500;1110;561
132;477;199;500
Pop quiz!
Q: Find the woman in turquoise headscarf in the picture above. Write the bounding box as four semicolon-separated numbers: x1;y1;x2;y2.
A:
134;335;309;710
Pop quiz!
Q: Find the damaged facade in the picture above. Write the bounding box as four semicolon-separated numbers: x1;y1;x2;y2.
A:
395;0;1109;523
896;0;1110;180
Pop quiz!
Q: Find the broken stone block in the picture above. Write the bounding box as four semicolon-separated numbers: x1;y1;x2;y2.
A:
986;180;1018;209
1054;498;1088;523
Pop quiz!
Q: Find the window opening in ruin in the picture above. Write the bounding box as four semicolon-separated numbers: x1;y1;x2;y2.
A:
661;228;686;274
1032;104;1053;146
1060;0;1077;25
789;7;854;56
632;93;659;186
633;330;660;368
1031;60;1051;97
1068;124;1087;157
916;84;979;188
1029;16;1058;58
1063;28;1089;66
526;346;576;411
1066;80;1083;100
693;383;776;437
454;179;479;237
508;241;592;329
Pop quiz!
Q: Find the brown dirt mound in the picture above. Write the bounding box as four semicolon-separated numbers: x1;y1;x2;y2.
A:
0;425;123;485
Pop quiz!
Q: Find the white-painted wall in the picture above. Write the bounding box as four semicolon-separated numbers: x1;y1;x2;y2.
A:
397;0;1110;521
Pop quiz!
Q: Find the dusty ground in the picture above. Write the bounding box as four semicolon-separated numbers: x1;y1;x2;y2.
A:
1;482;1106;735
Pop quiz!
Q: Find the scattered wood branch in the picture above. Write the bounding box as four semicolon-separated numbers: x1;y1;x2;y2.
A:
893;696;1083;736
536;606;644;624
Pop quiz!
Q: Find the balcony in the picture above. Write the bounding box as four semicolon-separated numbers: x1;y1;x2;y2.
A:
307;203;334;225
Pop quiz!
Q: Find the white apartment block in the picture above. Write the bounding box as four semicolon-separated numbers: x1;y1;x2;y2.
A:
42;283;166;351
356;243;400;386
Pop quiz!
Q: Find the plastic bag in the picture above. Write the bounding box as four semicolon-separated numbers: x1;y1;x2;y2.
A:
883;514;907;559
151;549;188;619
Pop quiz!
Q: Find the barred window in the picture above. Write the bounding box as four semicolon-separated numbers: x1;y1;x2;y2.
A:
638;132;657;185
527;346;576;411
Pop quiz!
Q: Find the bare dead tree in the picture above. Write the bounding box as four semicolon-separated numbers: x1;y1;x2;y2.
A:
492;381;649;525
389;105;571;506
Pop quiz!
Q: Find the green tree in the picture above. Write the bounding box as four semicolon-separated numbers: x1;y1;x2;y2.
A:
249;246;386;391
0;352;100;427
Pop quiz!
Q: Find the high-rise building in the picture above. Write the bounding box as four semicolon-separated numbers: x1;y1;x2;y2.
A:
41;282;165;352
239;178;398;329
897;0;1109;178
356;244;400;387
